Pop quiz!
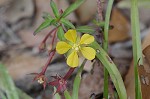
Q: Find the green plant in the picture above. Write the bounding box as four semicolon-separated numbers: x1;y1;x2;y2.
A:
0;64;32;99
32;0;147;99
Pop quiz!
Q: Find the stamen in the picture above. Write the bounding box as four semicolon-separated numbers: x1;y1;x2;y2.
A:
72;44;80;51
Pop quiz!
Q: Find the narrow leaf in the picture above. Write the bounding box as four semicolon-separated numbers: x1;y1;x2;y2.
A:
60;18;75;29
50;0;59;18
64;90;71;99
61;0;85;18
0;64;19;99
72;60;86;99
53;87;61;99
90;41;127;99
57;26;65;41
76;26;95;34
34;19;56;35
17;88;32;99
42;12;53;20
131;0;143;98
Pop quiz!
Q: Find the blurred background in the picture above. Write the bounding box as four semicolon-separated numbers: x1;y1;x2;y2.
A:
0;0;150;99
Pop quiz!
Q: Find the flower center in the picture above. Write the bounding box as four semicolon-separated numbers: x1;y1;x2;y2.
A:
72;44;80;51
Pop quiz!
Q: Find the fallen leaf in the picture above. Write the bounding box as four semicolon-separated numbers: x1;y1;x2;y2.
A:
109;8;130;43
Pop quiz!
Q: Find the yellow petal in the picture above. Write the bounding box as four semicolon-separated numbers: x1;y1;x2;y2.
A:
64;29;77;43
80;47;96;60
56;41;71;54
67;51;79;67
80;34;94;44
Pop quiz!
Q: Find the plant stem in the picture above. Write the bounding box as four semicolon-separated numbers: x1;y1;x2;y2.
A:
131;0;143;99
63;68;75;80
103;0;114;99
42;50;56;74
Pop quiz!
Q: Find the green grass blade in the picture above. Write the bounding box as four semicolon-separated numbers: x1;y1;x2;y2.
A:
0;64;19;99
103;0;114;98
54;87;61;99
131;0;143;98
0;91;7;99
90;41;127;99
76;26;95;34
17;88;32;99
64;90;71;99
50;0;59;18
72;60;86;99
61;0;85;18
60;18;75;29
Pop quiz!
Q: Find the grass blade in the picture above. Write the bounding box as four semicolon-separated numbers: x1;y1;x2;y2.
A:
72;60;86;99
17;88;32;99
0;64;19;99
90;41;127;99
64;90;71;99
103;0;114;98
131;0;143;98
54;87;61;99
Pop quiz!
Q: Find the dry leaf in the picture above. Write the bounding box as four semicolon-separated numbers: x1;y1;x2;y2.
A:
109;8;130;43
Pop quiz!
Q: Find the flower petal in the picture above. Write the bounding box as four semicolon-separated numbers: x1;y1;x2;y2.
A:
80;34;94;44
81;47;96;60
67;51;79;67
56;41;71;54
64;29;77;43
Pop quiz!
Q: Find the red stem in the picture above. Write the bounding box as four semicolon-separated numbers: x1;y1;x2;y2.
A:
41;28;57;44
42;50;56;74
63;68;75;80
51;29;57;47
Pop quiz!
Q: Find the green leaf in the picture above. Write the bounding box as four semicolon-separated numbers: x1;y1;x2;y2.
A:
0;64;19;99
60;18;75;29
72;60;86;99
34;19;56;35
90;41;127;99
42;12;53;20
54;87;61;99
131;0;143;98
17;88;32;99
0;91;7;99
61;0;85;18
57;26;65;41
76;26;95;34
117;0;150;8
64;90;71;99
93;20;105;27
50;0;59;18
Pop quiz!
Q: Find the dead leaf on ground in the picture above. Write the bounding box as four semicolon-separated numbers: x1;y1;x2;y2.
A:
125;31;150;99
109;8;130;43
3;48;47;80
79;61;103;99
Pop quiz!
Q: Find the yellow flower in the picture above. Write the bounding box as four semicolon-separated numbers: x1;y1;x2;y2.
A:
56;29;96;67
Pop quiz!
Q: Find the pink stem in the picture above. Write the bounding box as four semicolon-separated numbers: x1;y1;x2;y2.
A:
42;50;56;74
63;68;75;80
40;28;57;45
